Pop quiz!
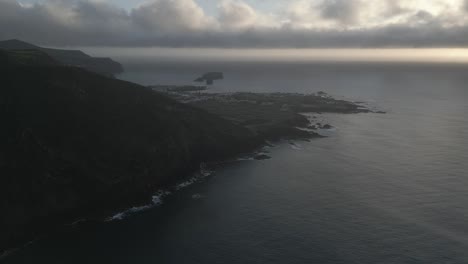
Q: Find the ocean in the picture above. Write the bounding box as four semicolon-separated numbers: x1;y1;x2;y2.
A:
5;57;468;263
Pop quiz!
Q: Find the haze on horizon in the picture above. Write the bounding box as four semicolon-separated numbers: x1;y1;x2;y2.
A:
3;0;468;49
77;47;468;64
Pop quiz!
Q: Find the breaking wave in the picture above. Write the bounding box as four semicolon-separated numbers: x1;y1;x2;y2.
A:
107;163;213;222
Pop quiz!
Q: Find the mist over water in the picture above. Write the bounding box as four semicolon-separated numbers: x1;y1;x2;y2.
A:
5;54;468;263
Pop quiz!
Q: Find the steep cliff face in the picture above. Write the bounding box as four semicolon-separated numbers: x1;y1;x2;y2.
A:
0;53;260;251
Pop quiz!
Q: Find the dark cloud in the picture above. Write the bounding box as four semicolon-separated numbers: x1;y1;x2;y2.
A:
130;0;213;33
0;0;467;48
410;10;435;25
319;0;360;24
0;0;133;45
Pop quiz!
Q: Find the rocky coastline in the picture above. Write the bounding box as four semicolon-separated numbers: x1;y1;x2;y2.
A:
161;91;374;141
0;49;379;255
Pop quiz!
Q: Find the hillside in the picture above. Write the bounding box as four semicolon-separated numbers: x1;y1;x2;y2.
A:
0;50;260;251
0;49;59;66
0;39;123;76
0;49;373;253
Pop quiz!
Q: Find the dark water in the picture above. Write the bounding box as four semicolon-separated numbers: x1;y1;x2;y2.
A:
5;61;468;263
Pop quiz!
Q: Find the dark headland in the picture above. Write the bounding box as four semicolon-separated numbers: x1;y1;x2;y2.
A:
0;44;376;255
0;39;123;77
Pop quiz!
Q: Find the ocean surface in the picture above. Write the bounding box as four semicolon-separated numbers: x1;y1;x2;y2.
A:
5;59;468;263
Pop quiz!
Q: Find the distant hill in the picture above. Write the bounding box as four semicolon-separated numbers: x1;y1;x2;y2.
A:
0;49;58;66
0;39;123;76
0;39;38;50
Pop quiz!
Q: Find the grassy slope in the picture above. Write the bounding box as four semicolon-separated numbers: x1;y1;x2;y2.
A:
0;51;260;250
0;39;123;75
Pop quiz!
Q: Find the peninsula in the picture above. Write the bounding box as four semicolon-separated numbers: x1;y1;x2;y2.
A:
0;48;373;254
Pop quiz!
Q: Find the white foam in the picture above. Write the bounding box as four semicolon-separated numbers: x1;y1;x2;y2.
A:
0;248;18;260
176;163;214;190
175;178;197;190
199;163;214;177
290;142;303;150
107;212;126;221
296;126;316;132
65;218;87;226
236;157;255;161
106;163;213;222
106;205;151;222
106;191;169;222
0;239;37;259
175;171;213;190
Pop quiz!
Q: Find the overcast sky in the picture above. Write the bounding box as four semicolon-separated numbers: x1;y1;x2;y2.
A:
2;0;468;48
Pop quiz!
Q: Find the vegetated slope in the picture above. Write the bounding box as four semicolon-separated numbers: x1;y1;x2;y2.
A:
0;49;59;66
0;50;259;251
0;39;123;76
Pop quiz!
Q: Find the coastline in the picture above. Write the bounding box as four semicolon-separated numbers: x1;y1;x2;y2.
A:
0;61;378;256
64;91;378;224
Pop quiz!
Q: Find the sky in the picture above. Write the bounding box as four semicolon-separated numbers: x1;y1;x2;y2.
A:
2;0;468;48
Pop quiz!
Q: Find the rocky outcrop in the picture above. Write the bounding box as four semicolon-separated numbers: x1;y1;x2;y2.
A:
168;92;370;141
194;72;224;85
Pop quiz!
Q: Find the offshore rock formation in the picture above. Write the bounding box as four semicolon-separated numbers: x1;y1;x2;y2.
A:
194;72;224;85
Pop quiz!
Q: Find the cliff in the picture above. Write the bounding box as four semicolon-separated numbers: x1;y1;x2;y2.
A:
0;50;260;251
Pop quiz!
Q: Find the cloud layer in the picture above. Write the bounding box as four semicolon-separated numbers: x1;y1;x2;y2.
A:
1;0;468;47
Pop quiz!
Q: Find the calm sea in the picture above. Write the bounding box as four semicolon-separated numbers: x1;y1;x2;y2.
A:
5;59;468;263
